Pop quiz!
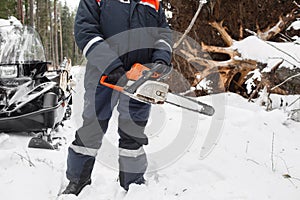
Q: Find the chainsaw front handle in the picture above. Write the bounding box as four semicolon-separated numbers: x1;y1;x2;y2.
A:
126;63;160;80
100;76;124;92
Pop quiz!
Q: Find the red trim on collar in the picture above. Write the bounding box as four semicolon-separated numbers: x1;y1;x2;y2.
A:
140;0;160;11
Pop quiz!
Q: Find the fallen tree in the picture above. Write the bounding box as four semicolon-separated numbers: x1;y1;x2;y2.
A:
169;2;300;99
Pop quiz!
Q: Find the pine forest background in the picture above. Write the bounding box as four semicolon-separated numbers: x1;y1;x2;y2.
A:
0;0;81;66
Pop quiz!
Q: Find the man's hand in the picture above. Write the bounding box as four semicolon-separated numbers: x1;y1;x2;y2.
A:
153;60;172;77
105;66;128;86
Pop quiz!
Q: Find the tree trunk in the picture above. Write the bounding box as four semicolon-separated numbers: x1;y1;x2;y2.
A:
48;1;55;64
24;0;28;24
58;8;64;63
54;0;59;66
29;0;34;26
17;0;24;23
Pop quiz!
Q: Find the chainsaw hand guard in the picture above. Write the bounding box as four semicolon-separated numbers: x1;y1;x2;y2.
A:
100;76;124;92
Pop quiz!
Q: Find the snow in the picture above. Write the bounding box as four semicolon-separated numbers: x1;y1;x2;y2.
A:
1;66;300;200
288;20;300;31
165;10;173;19
245;69;261;94
232;36;300;70
195;78;213;92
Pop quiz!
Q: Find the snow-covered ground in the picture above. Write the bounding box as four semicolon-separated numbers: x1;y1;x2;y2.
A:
0;66;300;200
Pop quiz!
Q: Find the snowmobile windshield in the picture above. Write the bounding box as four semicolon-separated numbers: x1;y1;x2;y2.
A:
0;26;46;65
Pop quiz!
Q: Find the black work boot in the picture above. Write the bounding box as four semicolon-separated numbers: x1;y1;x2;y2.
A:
119;171;146;191
62;178;91;196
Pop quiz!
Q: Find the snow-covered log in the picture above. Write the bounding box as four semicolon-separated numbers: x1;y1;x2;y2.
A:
178;9;300;98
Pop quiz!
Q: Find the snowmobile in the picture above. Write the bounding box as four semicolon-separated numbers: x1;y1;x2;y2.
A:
0;25;73;149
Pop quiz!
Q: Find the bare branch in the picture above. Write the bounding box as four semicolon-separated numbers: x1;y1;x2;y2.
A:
209;21;234;46
245;28;257;36
257;8;300;40
268;57;296;67
248;82;262;102
271;73;300;91
246;158;260;165
271;132;275;172
265;41;300;64
276;156;290;174
14;152;36;167
173;1;206;49
201;42;239;58
293;1;300;8
288;96;300;107
184;39;198;56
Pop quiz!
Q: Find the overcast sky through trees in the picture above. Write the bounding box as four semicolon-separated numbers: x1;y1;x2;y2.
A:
63;0;80;10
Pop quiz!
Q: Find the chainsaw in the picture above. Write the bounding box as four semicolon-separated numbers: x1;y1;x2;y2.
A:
100;63;215;116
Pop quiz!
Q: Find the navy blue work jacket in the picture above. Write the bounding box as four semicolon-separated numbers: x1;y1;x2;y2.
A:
74;0;172;74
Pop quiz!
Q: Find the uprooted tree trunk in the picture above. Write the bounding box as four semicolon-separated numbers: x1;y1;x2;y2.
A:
256;8;300;41
169;5;300;98
178;39;258;95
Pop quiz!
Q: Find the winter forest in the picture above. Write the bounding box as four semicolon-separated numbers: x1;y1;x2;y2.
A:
0;0;300;200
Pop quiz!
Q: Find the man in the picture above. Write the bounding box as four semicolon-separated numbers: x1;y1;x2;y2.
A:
63;0;172;195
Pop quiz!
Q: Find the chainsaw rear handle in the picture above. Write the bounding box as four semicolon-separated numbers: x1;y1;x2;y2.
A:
100;76;124;92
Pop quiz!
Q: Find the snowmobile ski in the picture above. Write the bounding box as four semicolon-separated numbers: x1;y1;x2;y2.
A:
2;81;57;114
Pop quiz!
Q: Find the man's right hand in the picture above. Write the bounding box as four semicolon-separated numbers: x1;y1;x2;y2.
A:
152;61;172;79
105;66;128;86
